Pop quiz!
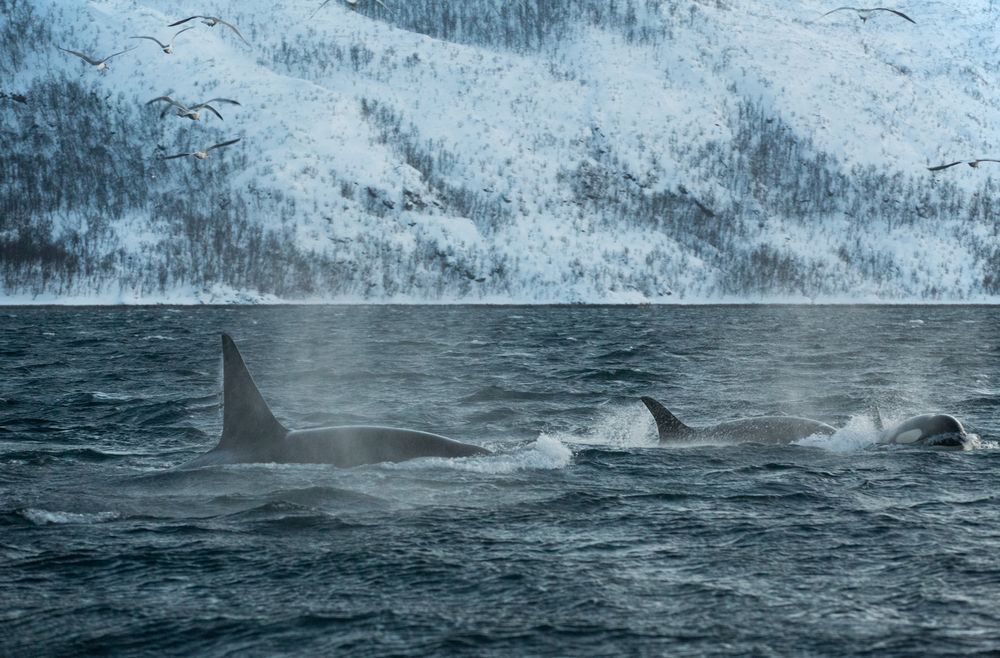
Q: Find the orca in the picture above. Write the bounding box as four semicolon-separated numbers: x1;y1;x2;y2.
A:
181;334;492;468
871;405;972;449
640;396;836;444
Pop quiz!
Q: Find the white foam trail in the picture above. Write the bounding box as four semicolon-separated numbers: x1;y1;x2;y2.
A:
20;509;121;525
389;435;573;474
558;404;657;448
795;414;879;454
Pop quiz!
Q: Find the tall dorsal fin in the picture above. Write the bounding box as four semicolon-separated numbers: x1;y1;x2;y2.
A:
218;333;287;452
640;396;691;441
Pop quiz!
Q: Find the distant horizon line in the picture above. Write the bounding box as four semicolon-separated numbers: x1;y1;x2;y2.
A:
2;300;999;309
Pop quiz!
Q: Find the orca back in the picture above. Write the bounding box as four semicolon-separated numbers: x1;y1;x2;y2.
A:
179;334;494;469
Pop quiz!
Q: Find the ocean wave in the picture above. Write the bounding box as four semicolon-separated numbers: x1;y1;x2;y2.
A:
459;386;562;403
91;391;135;402
17;508;121;525
1;447;128;465
215;501;361;531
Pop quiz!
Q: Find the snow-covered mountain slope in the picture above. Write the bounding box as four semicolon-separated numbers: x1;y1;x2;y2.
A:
1;0;998;303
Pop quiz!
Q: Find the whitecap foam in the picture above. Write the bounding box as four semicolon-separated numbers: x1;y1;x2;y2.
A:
388;435;573;474
963;434;993;450
795;414;879;454
19;509;121;525
555;404;656;448
92;391;133;401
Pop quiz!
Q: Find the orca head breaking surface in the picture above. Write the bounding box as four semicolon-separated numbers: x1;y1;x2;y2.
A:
870;402;971;449
878;413;971;449
181;334;491;468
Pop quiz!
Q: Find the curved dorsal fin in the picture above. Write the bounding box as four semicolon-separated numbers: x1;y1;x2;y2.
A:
218;333;287;452
640;396;691;441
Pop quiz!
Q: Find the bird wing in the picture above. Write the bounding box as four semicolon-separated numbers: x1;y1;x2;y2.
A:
821;7;861;18
167;16;203;27
217;19;250;45
372;0;391;10
130;35;168;48
197;98;241;107
146;96;189;111
191;103;225;120
101;46;137;63
973;159;1000;165
172;26;195;40
309;0;335;18
927;161;964;172
872;8;916;23
57;47;101;65
161;152;192;160
207;138;241;152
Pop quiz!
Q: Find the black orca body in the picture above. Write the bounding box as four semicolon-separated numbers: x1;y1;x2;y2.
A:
182;334;492;468
640;396;836;444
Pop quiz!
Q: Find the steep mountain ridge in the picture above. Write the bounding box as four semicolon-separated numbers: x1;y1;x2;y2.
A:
1;0;998;303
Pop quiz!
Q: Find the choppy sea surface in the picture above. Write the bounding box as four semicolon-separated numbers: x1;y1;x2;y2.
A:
1;305;999;657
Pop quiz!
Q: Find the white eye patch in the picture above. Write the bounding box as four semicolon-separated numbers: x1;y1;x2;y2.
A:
894;429;924;444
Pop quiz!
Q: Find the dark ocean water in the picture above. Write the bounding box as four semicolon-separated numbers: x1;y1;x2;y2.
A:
2;305;999;657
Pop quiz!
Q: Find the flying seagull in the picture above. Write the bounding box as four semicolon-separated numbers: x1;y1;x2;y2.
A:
822;7;916;23
57;45;137;71
130;26;194;54
927;159;1000;172
146;95;241;121
311;0;390;18
167;15;250;45
160;138;241;160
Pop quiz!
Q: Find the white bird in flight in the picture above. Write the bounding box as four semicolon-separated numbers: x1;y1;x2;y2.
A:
160;138;242;160
57;45;136;71
130;26;194;54
821;7;916;23
167;15;250;46
927;159;1000;172
146;96;241;121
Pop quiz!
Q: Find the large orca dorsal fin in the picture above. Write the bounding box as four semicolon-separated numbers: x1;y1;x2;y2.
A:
640;396;691;441
219;333;287;452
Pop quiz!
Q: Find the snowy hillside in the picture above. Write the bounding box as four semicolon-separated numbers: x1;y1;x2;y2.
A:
1;0;999;303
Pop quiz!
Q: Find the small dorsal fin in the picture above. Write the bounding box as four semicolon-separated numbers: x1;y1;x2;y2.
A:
218;333;287;453
640;396;691;441
869;400;885;432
